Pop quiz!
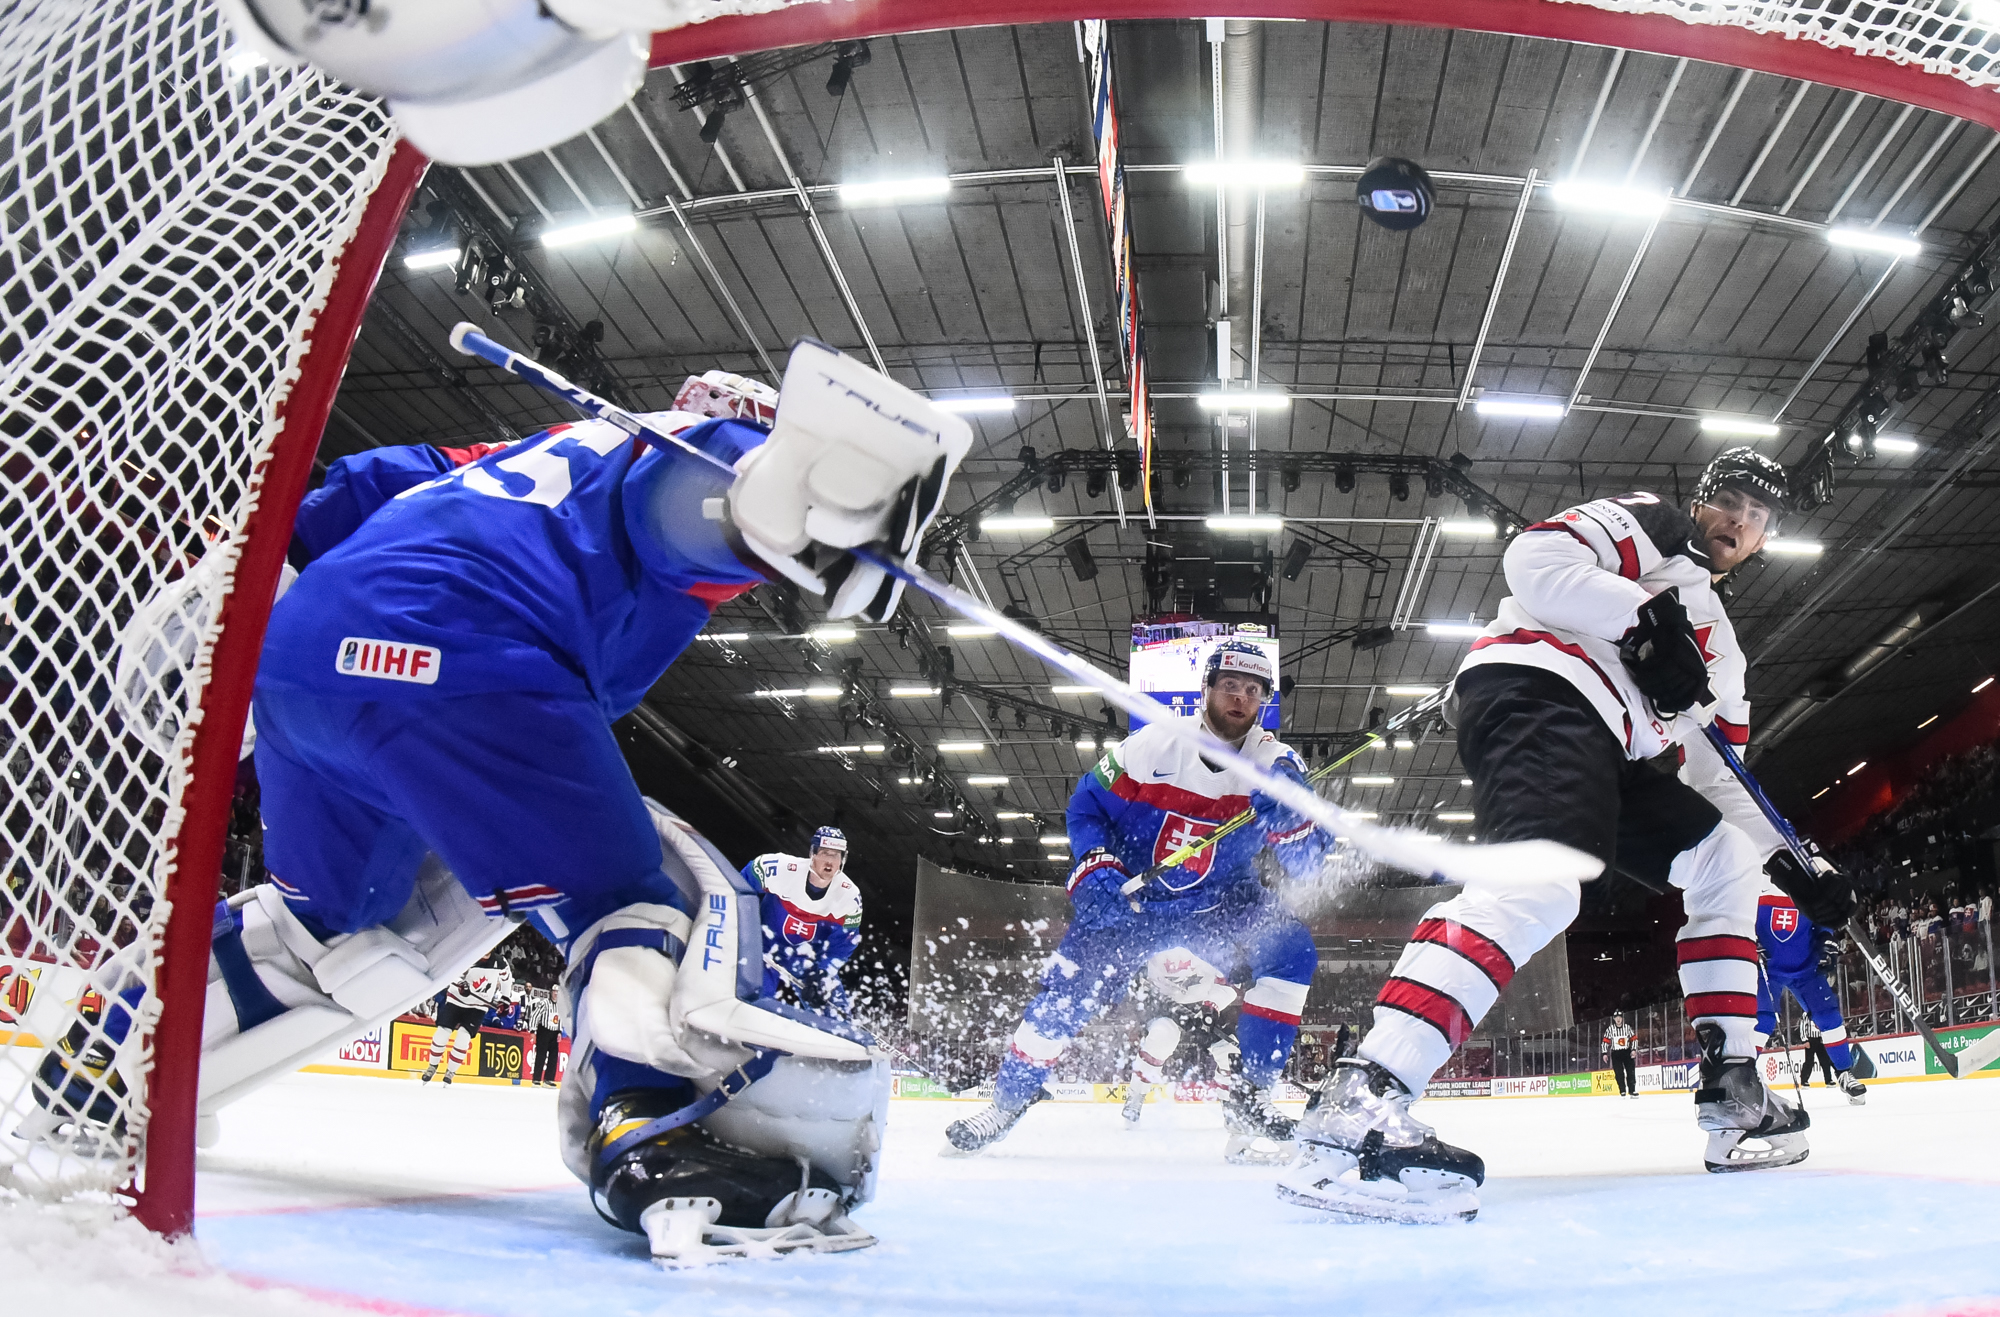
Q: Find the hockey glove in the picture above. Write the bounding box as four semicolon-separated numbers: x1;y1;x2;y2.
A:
728;339;972;623
1068;851;1136;931
1765;847;1859;929
1617;587;1713;716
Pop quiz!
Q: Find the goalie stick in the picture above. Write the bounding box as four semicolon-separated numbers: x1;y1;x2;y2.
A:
449;323;1601;894
1699;724;1994;1079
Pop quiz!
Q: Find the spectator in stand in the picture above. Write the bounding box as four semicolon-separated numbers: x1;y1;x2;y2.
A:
1334;1023;1353;1062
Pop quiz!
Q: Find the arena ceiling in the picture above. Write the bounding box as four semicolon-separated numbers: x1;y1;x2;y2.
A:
321;18;2000;945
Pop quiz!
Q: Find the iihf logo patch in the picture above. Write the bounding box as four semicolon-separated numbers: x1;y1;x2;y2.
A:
337;637;440;685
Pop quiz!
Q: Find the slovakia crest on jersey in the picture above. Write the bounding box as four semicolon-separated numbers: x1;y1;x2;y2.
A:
781;912;817;943
1769;905;1799;940
1152;813;1217;888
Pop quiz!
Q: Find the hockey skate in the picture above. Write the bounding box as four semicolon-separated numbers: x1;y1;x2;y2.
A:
1121;1082;1149;1129
1693;1023;1809;1172
942;1088;1047;1156
639;1191;877;1267
1838;1070;1867;1106
420;1063;438;1084
1221;1068;1297;1166
1275;1059;1483;1224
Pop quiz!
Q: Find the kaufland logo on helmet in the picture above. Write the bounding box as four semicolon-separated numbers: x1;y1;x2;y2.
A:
1217;650;1266;676
337;637;440;685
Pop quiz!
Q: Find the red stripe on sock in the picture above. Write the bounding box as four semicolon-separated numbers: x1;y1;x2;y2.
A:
1376;977;1475;1047
1412;918;1516;990
1685;991;1759;1018
1241;1001;1302;1027
1677;934;1758;964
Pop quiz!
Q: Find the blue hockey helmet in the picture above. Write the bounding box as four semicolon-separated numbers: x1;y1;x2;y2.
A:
1204;640;1275;693
811;825;848;856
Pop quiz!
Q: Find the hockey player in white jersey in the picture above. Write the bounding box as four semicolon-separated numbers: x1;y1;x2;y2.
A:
742;827;864;1017
421;953;514;1084
1278;449;1859;1223
1118;949;1288;1162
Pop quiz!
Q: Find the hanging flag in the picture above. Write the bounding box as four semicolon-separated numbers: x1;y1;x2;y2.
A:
1083;21;1154;520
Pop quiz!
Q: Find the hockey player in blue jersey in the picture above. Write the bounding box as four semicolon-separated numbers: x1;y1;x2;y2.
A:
167;342;972;1262
946;641;1325;1162
741;826;865;1017
1755;885;1868;1104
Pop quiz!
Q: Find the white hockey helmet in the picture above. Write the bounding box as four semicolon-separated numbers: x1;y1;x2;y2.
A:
1204;639;1275;694
216;0;656;166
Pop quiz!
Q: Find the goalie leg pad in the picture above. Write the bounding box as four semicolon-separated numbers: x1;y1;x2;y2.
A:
198;857;510;1114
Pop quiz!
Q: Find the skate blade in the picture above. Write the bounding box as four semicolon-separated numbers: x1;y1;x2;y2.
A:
1276;1179;1478;1224
938;1138;989;1159
653;1222;879;1268
1224;1133;1298;1166
1703;1129;1810;1173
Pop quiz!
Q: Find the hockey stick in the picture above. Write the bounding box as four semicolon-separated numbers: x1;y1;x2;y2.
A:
1699;723;1964;1078
448;322;1601;893
1117;686;1454;897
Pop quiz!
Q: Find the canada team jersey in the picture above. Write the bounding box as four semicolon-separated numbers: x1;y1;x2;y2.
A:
257;415;769;721
1755;884;1828;980
1459;491;1785;858
1065;717;1323;909
444;962;514;1012
741;853;863;1003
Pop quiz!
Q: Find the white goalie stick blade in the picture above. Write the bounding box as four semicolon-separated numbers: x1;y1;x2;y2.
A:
1275;1159;1479;1225
1951;1028;2000;1078
854;549;1604;893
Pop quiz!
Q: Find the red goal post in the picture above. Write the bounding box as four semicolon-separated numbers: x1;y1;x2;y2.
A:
4;0;1992;1245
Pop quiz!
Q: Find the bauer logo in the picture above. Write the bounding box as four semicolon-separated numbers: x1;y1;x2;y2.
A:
337;637;440;685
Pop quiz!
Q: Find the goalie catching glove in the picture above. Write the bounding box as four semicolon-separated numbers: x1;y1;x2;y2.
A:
727;339;972;624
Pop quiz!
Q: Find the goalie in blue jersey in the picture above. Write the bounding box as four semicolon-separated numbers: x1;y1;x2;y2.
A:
165;341;971;1263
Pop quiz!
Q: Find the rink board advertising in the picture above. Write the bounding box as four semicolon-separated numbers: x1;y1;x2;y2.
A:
1129;620;1279;728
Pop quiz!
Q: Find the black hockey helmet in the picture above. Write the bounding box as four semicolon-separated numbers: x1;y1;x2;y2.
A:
1692;447;1792;522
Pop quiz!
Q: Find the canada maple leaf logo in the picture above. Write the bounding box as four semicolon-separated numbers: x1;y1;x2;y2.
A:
1693;623;1720;665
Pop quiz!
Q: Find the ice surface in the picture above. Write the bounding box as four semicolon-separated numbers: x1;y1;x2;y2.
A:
6;1072;2000;1316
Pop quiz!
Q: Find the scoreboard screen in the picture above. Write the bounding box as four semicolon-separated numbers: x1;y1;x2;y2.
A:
1128;620;1279;729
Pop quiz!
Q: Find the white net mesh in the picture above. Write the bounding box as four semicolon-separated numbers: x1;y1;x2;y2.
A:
1;0;397;1202
1554;0;2000;89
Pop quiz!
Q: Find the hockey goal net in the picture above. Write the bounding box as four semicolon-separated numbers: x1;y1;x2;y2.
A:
1;0;1992;1243
0;0;415;1231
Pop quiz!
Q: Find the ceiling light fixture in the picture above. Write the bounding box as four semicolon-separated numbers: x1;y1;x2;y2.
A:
890;685;940;698
1847;761;1868;776
947;625;997;637
1351;776;1395;786
967;775;1009;786
933;810;956;819
1183;160;1306;187
1205;515;1285;533
1812;787;1831;799
981;515;1056;533
1039;835;1067;845
1393;738;1416;749
1549;180;1669;217
810;625;858;643
1383;685;1438;696
541;214;638;249
403;246;461;271
934;395;1016;414
839;176;952;205
701;632;751;642
1425;621;1487;639
1918;714;1940;729
1474;394;1567;420
1764;539;1824;556
1049;685;1093;695
1437;812;1476;822
1976;676;1996;693
1827;228;1922;259
1699;416;1781;438
937;741;984;753
1348;811;1380;820
997;810;1034;820
1438;520;1496;537
1197;391;1291;410
1872;437;1920;454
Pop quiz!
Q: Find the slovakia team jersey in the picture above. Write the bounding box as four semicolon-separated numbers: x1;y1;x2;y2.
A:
1066;717;1322;909
258;415;768;720
741;853;863;993
1459;491;1784;856
1755;884;1828;979
444;962;514;1013
1144;948;1238;1010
